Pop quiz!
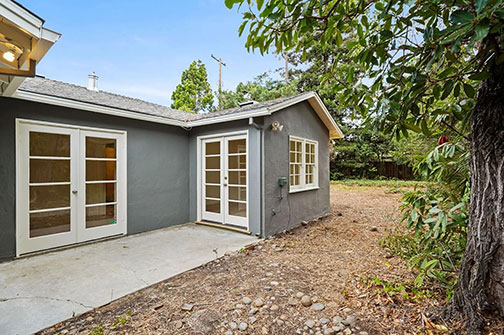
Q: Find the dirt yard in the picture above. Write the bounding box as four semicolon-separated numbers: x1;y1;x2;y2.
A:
39;185;451;335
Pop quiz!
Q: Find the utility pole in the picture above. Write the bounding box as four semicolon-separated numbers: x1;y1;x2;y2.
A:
284;53;289;83
211;54;226;109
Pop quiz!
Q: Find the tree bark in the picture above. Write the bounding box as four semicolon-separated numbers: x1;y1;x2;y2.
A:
452;69;504;334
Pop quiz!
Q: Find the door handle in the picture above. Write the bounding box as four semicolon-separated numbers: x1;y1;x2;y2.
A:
72;190;78;194
224;183;228;187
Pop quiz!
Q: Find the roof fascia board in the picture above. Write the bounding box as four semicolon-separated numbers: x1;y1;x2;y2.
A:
309;93;344;139
12;90;186;127
10;89;343;138
0;0;44;37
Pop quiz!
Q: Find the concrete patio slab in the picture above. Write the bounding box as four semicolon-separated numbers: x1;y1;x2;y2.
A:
0;223;257;335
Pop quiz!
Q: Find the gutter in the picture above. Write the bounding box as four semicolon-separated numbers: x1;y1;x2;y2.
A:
249;117;266;238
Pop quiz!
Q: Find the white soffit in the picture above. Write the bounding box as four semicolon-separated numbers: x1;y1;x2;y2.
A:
0;0;60;96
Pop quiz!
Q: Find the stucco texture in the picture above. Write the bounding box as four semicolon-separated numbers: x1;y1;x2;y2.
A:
0;97;190;260
263;101;331;237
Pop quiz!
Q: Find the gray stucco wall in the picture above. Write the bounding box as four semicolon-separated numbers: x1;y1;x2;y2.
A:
0;97;190;260
263;101;330;237
188;119;262;236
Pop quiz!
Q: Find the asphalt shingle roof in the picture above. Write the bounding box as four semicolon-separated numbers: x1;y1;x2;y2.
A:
19;77;196;122
18;77;310;123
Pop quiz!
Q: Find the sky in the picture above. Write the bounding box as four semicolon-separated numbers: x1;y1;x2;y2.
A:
20;0;285;106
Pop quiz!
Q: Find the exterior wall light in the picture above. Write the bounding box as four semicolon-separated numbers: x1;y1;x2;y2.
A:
271;120;284;131
2;51;15;62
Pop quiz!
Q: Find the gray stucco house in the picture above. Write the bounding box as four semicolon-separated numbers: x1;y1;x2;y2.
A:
0;0;343;261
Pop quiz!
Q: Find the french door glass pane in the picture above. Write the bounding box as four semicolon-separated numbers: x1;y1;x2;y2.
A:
86;204;117;228
228;139;246;154
229;201;246;217
206;156;220;169
30;159;70;183
229;186;246;201
206;171;220;184
228;155;246;169
30;132;70;157
206;199;220;213
205;185;220;198
30;209;70;238
206;142;220;155
86;161;116;181
86;137;116;158
30;185;70;210
229;171;246;185
86;183;116;205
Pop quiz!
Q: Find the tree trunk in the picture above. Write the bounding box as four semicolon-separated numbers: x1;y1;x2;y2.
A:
452;70;504;334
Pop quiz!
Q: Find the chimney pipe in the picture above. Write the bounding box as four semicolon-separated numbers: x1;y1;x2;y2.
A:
87;72;99;92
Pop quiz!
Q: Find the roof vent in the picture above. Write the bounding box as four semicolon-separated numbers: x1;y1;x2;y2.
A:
87;72;99;92
238;100;257;108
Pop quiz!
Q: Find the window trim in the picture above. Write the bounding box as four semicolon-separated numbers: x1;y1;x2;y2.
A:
289;136;319;193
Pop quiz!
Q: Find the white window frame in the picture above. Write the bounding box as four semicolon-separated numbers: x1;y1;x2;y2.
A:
289;136;319;193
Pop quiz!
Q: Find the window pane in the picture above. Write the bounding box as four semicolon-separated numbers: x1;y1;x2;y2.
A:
86;205;117;228
206;156;220;169
206;171;220;184
229;186;246;201
30;185;70;210
30;159;70;183
229;171;246;185
296;141;302;151
86;137;116;158
228;139;246;154
290;152;296;163
86;161;116;181
229;201;246;217
290;140;296;151
206;199;220;213
86;183;116;205
206;142;220;155
30;132;70;157
228;155;246;169
206;185;220;198
30;209;70;238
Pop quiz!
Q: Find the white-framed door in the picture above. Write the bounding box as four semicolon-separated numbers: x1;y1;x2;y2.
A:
200;132;248;229
16;119;127;256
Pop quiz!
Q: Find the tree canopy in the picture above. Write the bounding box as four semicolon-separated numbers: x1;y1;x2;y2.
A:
171;60;214;113
226;0;504;333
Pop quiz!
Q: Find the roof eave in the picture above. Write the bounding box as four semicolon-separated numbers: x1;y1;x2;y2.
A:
11;90;186;127
0;0;61;96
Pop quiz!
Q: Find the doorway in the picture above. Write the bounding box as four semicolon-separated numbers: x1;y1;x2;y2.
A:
16;119;127;256
199;132;248;229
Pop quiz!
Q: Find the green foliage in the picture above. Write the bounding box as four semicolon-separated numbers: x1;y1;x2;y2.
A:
219;72;298;109
171;60;214;113
287;36;364;123
383;142;469;297
362;275;433;301
331;126;396;179
226;0;500;141
331;179;431;188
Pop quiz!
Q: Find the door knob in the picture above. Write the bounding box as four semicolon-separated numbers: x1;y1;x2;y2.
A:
72;190;78;194
224;183;228;187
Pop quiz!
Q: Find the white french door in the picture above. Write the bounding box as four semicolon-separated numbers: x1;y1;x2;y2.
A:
201;133;248;228
16;120;126;256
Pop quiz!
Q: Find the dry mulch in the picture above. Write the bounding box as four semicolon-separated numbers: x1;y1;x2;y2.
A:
40;185;459;335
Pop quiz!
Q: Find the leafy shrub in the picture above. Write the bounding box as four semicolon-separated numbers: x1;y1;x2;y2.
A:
383;142;469;298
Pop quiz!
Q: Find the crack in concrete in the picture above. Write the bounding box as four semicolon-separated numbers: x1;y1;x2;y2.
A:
128;267;150;286
0;296;95;309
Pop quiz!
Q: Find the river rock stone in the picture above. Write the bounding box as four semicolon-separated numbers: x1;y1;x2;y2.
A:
311;303;325;311
301;295;312;307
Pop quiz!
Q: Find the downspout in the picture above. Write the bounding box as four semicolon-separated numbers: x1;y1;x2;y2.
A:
249;117;265;238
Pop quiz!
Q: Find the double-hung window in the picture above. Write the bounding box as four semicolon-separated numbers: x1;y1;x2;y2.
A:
289;136;318;192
